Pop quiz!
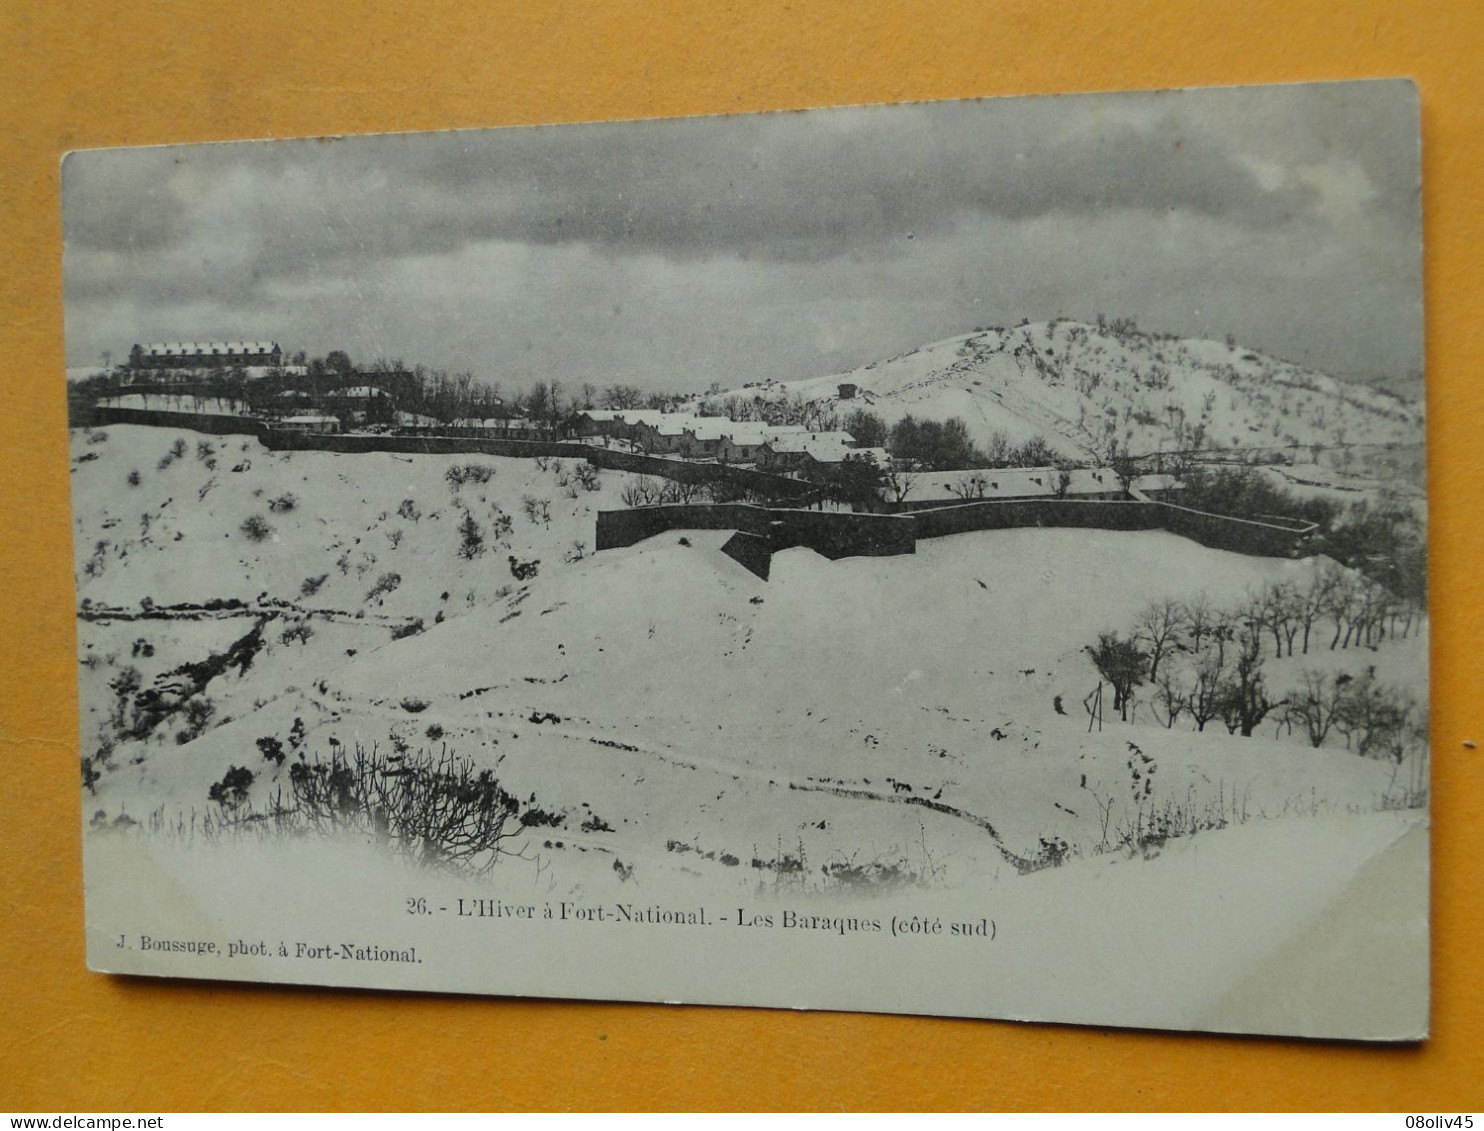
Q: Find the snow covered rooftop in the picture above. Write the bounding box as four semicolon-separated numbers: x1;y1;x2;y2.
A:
142;341;278;356
722;427;771;446
614;410;670;427
765;430;856;454
685;421;729;441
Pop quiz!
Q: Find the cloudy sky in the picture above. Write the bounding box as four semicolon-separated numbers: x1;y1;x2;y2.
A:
62;80;1422;393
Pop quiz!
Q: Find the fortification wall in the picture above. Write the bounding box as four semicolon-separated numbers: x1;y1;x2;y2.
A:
1151;502;1308;557
909;499;1162;539
595;504;913;559
595;505;773;550
909;498;1304;556
767;508;917;558
90;406;267;438
259;430;580;458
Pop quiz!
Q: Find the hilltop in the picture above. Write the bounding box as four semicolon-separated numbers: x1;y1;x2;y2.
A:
695;320;1424;465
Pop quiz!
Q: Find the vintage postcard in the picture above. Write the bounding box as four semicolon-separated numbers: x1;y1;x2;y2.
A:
64;80;1427;1038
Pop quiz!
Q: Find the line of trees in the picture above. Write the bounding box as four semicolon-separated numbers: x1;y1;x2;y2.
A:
1087;564;1425;761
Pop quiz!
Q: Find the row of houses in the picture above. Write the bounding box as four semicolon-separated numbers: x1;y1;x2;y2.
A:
570;410;888;471
130;340;284;370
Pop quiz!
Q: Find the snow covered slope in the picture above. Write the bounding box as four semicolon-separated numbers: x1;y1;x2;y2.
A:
705;320;1423;462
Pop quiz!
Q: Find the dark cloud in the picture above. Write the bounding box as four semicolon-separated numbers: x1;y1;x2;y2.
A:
61;82;1422;385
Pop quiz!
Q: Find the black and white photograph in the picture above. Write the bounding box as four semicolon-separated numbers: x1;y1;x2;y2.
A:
63;80;1428;1039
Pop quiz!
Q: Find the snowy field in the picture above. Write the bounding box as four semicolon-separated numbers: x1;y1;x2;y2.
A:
71;423;1428;1036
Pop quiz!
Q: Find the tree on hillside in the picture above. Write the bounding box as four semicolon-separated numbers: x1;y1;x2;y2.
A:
525;381;555;431
1088;632;1148;723
882;463;915;506
1332;667;1420;761
602;384;646;410
1216;630;1283;737
1283;670;1350;748
982;430;1011;465
1133;599;1184;683
1179;593;1216;655
1186;652;1226;732
456;510;485;559
1007;437;1057;467
1151;666;1190;729
842;408;888;449
889;415;982;470
821;452;890;511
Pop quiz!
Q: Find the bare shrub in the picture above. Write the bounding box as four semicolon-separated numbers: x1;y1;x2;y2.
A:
457;510;484;559
445;464;495;489
207;765;254;810
280;620;314;646
521;496;552;528
268;493;298;513
286;745;523;874
257;736;286;765
365;571;402;602
620;476;661;507
240;514;273;542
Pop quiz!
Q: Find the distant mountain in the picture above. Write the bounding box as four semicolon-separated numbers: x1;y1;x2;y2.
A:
704;320;1424;461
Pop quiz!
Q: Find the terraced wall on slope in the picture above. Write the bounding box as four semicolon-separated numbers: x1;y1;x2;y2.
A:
908;498;1307;556
83;409;811;498
595;504;915;559
89;406;268;437
598;497;1308;562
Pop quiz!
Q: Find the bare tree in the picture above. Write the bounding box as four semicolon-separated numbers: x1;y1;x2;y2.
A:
1088;632;1148;723
883;465;915;506
1134;598;1184;683
1217;630;1284;737
949;472;990;500
1179;593;1216;655
1187;652;1226;732
602;384;646;410
1283;669;1349;747
1151;667;1190;729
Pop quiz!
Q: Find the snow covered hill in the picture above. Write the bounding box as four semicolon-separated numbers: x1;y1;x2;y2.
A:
73;423;1422;905
700;320;1423;464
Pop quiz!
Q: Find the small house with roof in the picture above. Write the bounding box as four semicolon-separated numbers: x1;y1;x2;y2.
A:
680;420;728;459
718;425;771;464
758;429;857;471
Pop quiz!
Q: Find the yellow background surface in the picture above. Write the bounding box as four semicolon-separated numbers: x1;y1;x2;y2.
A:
2;1;1481;1111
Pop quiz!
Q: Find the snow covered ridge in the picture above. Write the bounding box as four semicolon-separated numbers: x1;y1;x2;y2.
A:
693;319;1424;464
